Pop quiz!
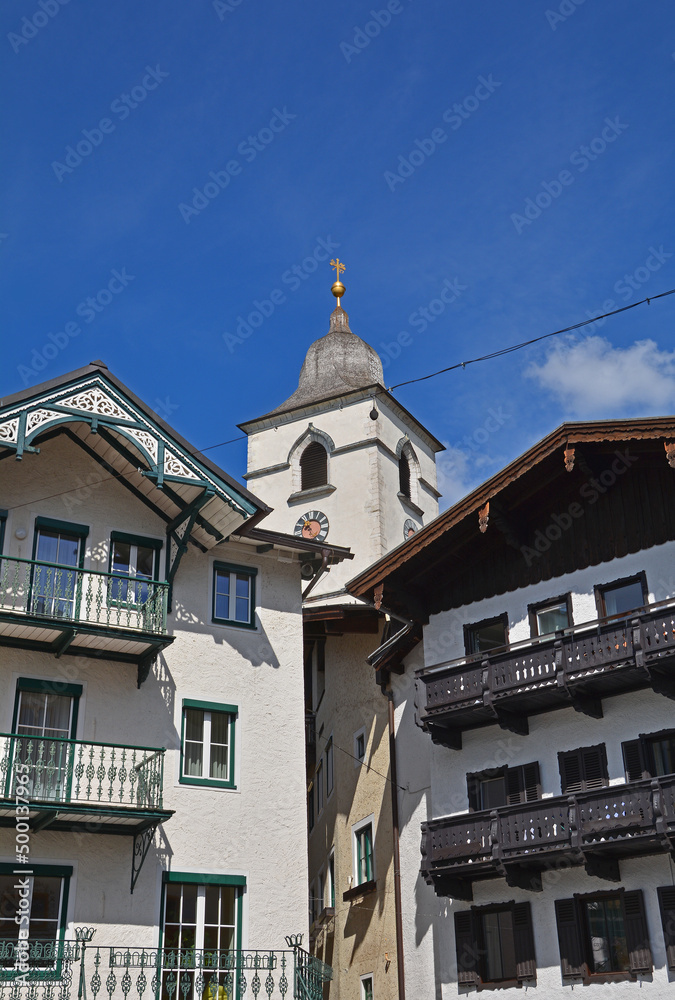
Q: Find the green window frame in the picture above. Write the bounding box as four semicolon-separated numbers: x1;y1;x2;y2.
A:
212;562;257;629
180;699;237;789
354;822;374;886
5;679;82;801
30;518;89;621
0;862;72;978
159;873;245;995
108;531;163;606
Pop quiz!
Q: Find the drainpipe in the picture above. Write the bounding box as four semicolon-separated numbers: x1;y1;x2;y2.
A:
387;688;406;1000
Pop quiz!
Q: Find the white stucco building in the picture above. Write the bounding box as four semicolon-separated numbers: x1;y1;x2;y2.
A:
0;362;343;998
349;418;675;997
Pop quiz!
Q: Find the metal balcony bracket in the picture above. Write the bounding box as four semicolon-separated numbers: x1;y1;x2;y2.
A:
52;628;77;658
131;822;159;894
427;722;462;751
583;855;621;883
430;873;473;901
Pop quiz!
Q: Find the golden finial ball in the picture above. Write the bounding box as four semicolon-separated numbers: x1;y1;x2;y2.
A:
331;280;346;299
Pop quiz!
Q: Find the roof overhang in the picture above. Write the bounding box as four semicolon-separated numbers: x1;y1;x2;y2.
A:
0;363;269;549
347;416;675;617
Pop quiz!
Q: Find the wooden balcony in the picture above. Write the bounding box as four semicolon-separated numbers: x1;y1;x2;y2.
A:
421;774;675;900
417;601;675;748
0;556;173;681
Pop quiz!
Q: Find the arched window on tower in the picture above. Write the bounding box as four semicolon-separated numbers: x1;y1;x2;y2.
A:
399;453;411;499
300;442;328;491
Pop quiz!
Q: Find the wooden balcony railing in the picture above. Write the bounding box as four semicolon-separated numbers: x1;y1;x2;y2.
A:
417;601;675;747
421;774;675;900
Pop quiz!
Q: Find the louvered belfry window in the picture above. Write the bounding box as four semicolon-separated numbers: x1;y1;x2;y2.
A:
399;453;411;498
300;442;328;491
558;744;609;794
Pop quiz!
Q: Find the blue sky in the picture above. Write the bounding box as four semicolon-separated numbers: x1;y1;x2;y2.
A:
2;0;674;509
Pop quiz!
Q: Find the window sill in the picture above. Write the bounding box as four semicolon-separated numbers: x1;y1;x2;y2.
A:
211;617;257;631
343;879;376;903
179;776;237;790
397;492;424;517
287;485;336;505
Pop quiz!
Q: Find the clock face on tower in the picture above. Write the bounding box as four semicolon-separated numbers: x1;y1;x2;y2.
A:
295;510;330;542
403;518;418;541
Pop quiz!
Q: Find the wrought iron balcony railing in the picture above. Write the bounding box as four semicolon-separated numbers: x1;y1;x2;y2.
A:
0;555;169;636
417;600;675;747
0;734;165;811
0;941;333;1000
421;773;675;900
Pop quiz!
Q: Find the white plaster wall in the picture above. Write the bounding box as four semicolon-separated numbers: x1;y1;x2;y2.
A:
244;394;439;593
0;433;309;951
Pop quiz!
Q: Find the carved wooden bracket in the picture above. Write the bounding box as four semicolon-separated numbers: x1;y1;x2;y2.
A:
564;446;575;472
478;502;489;533
665;442;675;469
374;582;384;611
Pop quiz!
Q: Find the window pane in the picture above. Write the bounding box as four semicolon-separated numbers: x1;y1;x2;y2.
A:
356;734;365;761
181;884;197;925
210;711;229;746
603;580;644;617
184;742;203;777
165;884;181;924
35;530;59;564
235;575;250;622
651;737;675;776
210;744;229;781
185;709;204;742
482;910;516;982
17;691;46;732
43;694;72;737
480;776;508;810
468;620;507;653
136;546;154;579
536;602;570;634
55;535;79;567
214;571;230;619
584;897;629;973
112;542;131;574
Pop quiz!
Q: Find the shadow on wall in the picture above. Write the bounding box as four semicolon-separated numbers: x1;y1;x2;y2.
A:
170;601;281;668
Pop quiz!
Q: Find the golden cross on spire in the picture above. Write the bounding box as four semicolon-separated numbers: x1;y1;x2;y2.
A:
330;259;345;281
330;259;346;306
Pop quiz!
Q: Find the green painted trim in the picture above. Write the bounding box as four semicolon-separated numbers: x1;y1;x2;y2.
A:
162;871;247;886
0;863;73;877
16;677;83;698
183;699;238;714
179;775;237;789
179;702;237;790
213;561;258;578
34;517;89;539
110;531;163;550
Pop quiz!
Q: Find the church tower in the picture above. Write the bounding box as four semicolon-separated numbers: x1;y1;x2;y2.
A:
239;266;444;595
239;266;444;1000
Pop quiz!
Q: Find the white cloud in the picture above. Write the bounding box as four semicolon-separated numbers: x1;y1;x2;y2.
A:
525;336;675;418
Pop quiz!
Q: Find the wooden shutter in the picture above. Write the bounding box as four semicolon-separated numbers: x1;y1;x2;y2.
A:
522;761;541;801
558;745;608;793
513;902;537;982
300;443;327;490
506;766;525;804
554;898;586;980
657;886;675;970
622;739;647;782
582;745;609;790
454;910;480;986
624;890;652;974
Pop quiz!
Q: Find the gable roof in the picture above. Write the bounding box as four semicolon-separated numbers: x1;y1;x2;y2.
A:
0;362;269;548
346;415;675;618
